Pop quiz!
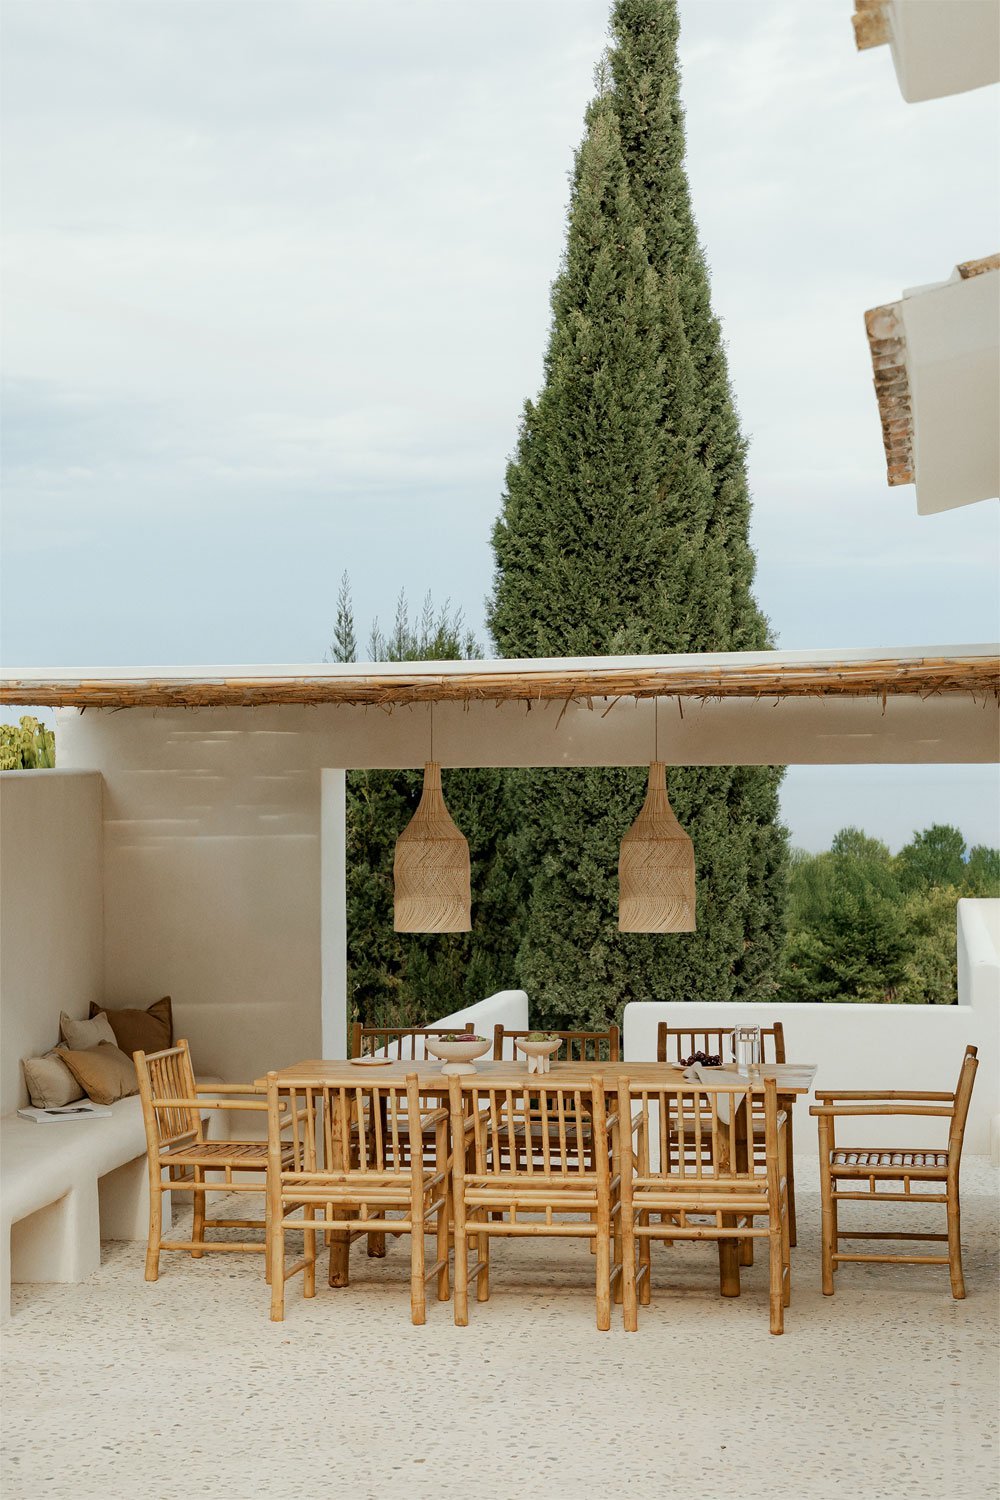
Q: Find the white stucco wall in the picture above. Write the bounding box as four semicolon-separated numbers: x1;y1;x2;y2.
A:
0;771;104;1113
624;897;999;1155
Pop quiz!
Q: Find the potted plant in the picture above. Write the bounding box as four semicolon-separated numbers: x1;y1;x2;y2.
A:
423;1033;492;1076
514;1033;563;1075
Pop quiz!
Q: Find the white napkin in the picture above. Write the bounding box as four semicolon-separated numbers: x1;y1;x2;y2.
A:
688;1064;749;1127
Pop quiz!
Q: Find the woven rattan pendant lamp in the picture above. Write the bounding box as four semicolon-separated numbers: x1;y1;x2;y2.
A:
393;707;471;932
618;699;696;932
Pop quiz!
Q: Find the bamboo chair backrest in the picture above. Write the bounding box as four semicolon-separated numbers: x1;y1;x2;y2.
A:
948;1045;979;1157
350;1021;474;1060
451;1077;609;1185
266;1076;425;1177
134;1039;202;1151
492;1025;621;1062
620;1077;780;1185
656;1021;785;1065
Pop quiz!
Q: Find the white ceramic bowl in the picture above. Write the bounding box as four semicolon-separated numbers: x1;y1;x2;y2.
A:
423;1036;492;1075
514;1036;563;1074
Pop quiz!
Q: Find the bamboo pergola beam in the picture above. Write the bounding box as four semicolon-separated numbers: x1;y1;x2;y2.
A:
1;654;997;710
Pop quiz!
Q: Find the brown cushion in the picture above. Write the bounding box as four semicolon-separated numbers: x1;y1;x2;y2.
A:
22;1046;85;1109
59;1042;138;1106
60;1010;117;1050
89;996;172;1057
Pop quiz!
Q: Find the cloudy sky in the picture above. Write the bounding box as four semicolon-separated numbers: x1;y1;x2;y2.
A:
2;0;998;849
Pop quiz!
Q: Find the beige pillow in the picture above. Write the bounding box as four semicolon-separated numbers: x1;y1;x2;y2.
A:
22;1046;85;1109
60;1010;116;1051
59;1042;138;1106
89;996;172;1057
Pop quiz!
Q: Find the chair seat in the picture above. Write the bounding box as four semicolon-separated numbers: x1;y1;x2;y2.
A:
163;1140;294;1168
830;1148;949;1169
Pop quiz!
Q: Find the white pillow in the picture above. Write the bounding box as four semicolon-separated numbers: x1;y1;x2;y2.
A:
59;1010;116;1051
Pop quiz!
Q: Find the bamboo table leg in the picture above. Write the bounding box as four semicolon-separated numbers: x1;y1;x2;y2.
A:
780;1095;797;1247
716;1110;741;1298
735;1094;754;1269
327;1091;351;1288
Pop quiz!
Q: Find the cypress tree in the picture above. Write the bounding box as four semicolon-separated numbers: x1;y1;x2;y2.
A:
488;4;788;1030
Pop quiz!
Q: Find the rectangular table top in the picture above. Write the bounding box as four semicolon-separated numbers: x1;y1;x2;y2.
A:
256;1058;818;1095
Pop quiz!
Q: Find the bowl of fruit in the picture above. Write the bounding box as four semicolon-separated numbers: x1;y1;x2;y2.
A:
423;1033;492;1076
681;1049;723;1069
515;1033;563;1075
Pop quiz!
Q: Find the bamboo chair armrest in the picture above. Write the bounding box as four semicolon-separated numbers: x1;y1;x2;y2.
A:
814;1089;955;1102
154;1096;275;1112
810;1103;954;1118
194;1083;266;1096
417;1107;449;1131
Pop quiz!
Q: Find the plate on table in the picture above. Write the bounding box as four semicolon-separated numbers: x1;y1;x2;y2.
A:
349;1057;393;1067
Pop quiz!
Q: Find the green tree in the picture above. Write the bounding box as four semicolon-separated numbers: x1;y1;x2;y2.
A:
487;3;787;1031
781;830;908;1003
331;583;519;1032
0;716;56;769
896;824;967;892
963;844;1000;896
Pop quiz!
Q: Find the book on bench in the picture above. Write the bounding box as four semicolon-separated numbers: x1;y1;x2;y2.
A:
17;1100;113;1123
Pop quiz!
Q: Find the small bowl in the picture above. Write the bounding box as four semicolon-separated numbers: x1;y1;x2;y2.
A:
423;1036;492;1075
514;1037;563;1074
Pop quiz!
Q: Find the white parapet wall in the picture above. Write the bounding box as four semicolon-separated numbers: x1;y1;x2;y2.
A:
428;989;530;1043
624;896;999;1157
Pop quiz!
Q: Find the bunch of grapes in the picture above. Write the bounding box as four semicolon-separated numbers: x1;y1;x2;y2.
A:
681;1050;722;1067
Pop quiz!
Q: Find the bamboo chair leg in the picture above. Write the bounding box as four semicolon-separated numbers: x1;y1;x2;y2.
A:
476;1210;490;1304
768;1221;784;1335
621;1210;638;1332
638;1211;651;1307
367;1230;386;1258
264;1187;272;1286
947;1183;966;1300
595;1199;611;1332
817;1118;835;1296
304;1205;317;1299
436;1183;451;1303
191;1169;206;1258
410;1202;427;1326
785;1109;797;1247
739;1224;754;1267
145;1174;163;1283
453;1206;469;1327
781;1187;791;1309
269;1215;285;1322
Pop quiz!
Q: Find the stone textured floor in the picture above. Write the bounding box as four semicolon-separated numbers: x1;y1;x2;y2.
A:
1;1157;997;1500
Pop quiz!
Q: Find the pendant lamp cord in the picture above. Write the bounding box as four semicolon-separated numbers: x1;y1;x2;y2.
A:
654;697;659;762
430;701;434;765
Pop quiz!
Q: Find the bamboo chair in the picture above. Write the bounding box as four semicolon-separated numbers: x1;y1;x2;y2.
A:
656;1021;797;1249
135;1039;297;1282
810;1044;979;1299
350;1021;474;1059
492;1024;620;1062
447;1075;620;1330
349;1022;472;1257
265;1072;451;1325
617;1076;790;1334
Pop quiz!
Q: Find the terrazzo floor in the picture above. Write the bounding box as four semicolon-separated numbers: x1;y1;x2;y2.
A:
1;1157;997;1500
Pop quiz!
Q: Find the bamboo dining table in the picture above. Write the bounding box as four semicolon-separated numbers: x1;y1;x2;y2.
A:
257;1057;817;1294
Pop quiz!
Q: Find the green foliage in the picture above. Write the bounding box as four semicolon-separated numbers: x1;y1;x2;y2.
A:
0;716;56;770
332;582;520;1031
782;824;999;1005
486;0;788;1029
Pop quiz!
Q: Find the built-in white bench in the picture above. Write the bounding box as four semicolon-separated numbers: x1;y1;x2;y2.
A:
1;1084;225;1321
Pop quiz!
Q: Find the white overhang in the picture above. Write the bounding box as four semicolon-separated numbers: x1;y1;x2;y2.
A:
853;0;1000;102
3;645;997;767
865;258;1000;515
